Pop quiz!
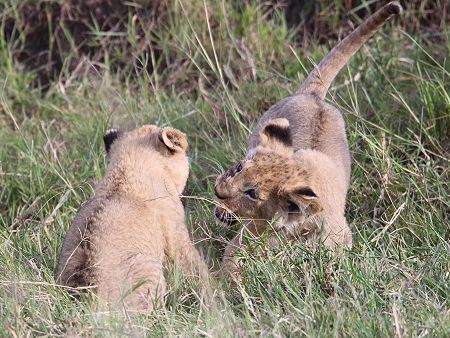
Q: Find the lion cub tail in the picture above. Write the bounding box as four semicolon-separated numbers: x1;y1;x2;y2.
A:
297;1;402;99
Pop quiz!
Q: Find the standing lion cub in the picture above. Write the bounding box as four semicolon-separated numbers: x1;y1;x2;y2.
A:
57;125;208;312
213;2;402;280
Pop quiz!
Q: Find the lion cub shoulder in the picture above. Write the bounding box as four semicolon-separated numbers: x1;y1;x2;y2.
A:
56;125;208;313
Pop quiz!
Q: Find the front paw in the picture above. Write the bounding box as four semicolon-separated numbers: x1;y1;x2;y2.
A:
218;261;243;288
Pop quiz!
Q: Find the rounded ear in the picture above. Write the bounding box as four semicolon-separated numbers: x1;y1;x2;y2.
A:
258;118;293;155
159;127;188;152
287;187;323;215
103;128;123;154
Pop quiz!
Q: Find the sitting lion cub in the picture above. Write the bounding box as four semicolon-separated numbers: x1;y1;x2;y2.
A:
56;125;208;312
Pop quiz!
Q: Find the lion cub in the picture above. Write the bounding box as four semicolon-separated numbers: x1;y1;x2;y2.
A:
213;2;402;279
57;125;208;312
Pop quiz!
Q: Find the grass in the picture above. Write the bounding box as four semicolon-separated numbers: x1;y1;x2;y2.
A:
0;0;449;336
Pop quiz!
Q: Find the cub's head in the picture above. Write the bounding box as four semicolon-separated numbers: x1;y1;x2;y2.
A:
103;125;189;193
214;119;322;229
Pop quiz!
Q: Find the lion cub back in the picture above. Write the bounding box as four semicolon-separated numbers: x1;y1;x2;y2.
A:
56;125;207;313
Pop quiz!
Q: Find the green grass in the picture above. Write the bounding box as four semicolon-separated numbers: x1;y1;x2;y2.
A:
1;0;449;336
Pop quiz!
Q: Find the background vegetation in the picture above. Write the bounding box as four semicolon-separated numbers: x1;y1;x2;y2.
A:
0;0;448;336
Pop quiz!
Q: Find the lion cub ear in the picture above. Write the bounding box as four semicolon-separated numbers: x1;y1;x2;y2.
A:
287;187;323;215
103;128;123;154
259;118;293;155
159;127;188;152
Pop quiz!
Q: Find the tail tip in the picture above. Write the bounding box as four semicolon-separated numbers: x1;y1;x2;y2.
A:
387;2;402;15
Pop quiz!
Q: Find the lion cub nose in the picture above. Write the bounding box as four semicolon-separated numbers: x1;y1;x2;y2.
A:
214;185;227;199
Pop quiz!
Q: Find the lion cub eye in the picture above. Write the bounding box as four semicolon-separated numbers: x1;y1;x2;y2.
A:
235;162;243;173
244;188;257;201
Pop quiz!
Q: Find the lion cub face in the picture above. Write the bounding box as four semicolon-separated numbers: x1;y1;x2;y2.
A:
104;125;189;193
214;119;322;229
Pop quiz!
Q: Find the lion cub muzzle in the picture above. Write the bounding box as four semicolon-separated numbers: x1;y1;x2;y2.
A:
214;205;237;226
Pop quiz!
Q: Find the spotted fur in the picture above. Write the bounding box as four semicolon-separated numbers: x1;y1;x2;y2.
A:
214;2;401;281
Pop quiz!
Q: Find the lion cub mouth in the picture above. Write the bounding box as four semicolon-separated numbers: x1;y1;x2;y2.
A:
214;206;237;226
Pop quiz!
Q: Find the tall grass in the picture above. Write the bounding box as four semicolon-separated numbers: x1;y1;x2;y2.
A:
0;0;448;336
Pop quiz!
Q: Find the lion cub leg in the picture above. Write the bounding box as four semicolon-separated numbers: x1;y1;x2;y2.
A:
179;245;209;280
176;232;210;282
166;224;216;304
314;215;353;250
165;224;210;283
221;234;244;285
220;223;267;285
107;254;166;313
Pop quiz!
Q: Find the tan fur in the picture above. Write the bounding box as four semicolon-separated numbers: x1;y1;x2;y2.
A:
57;125;208;313
214;2;401;280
